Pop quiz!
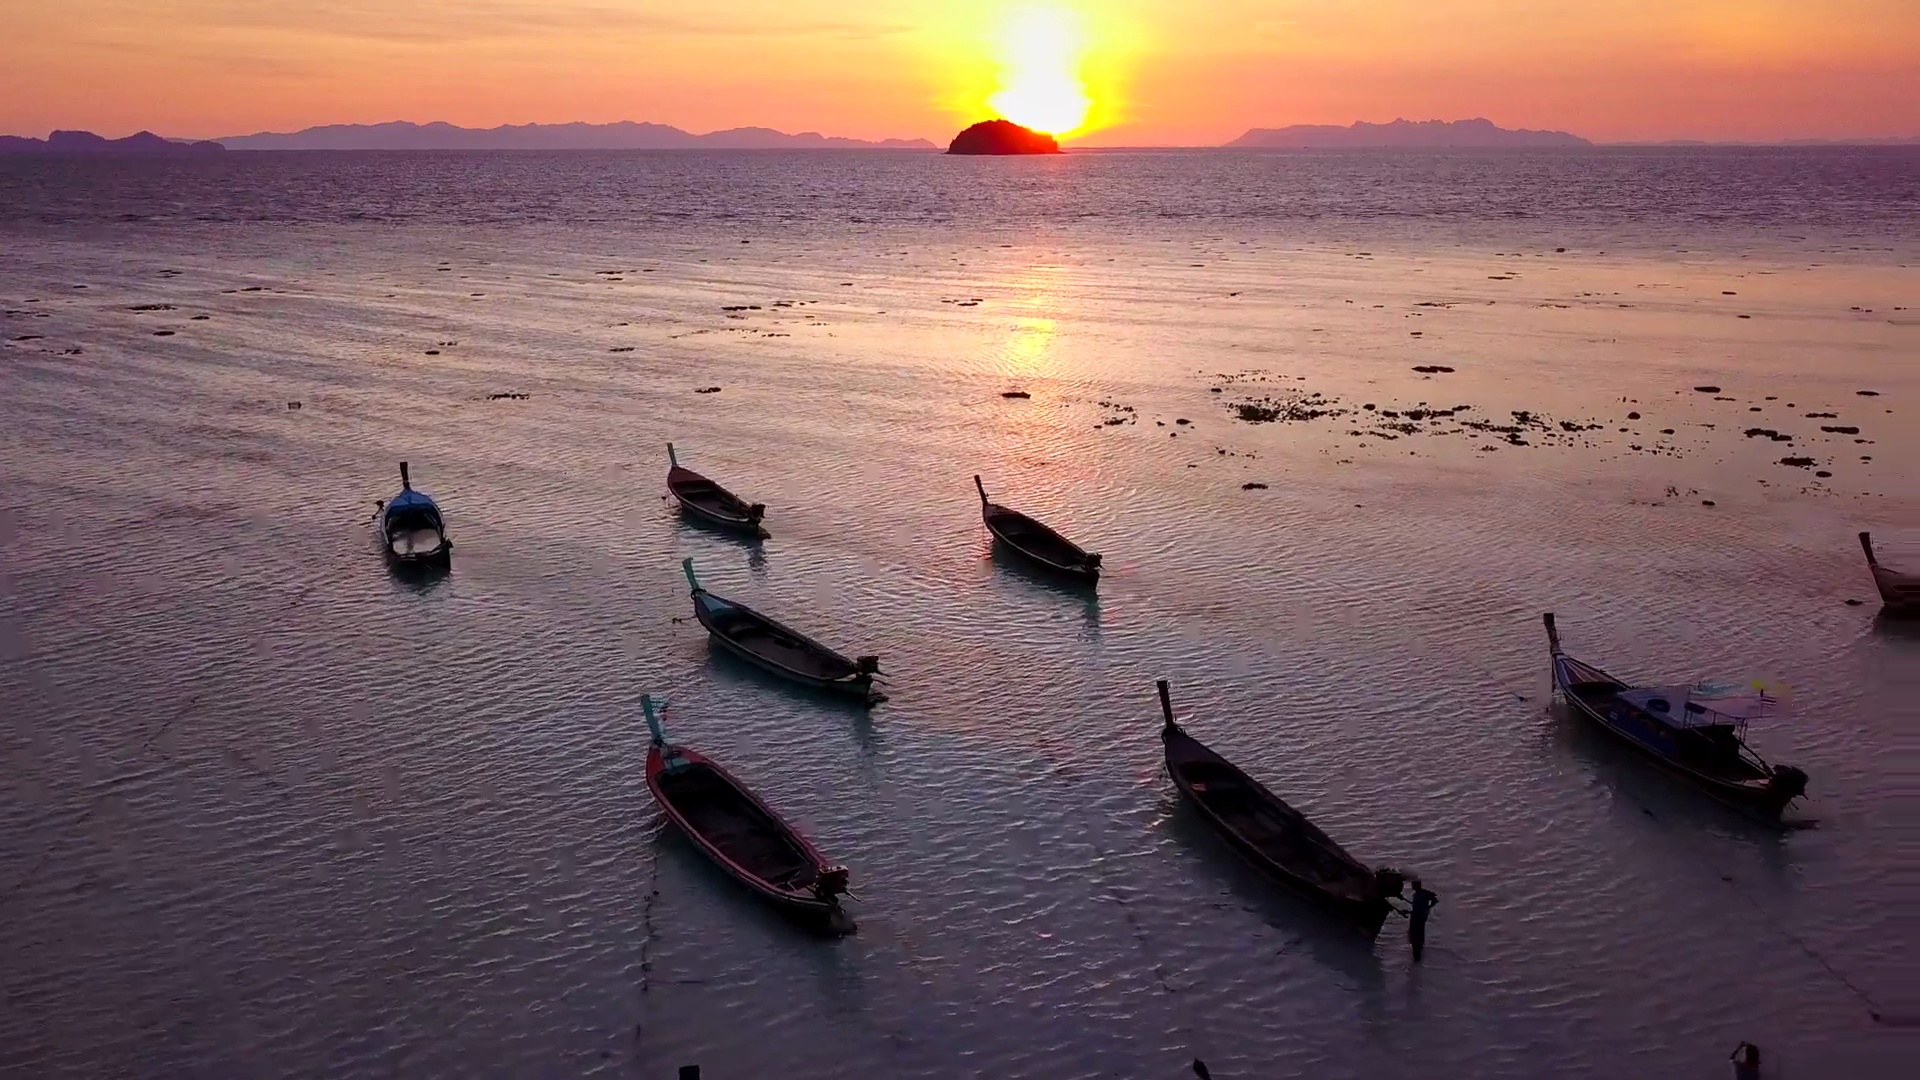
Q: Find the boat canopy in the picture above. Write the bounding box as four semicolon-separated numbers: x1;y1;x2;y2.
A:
1617;681;1787;728
386;489;439;514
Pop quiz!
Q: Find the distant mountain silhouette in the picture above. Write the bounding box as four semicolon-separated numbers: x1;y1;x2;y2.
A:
213;121;935;151
1779;136;1920;146
1620;136;1920;147
0;130;225;154
946;120;1061;156
1227;118;1590;149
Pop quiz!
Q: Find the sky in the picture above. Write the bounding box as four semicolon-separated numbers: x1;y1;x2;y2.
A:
3;0;1918;144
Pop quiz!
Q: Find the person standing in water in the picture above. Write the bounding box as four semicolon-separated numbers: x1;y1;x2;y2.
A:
1408;879;1439;961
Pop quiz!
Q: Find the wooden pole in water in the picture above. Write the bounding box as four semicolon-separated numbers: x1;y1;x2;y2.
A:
678;1067;700;1080
399;461;411;490
1157;679;1176;728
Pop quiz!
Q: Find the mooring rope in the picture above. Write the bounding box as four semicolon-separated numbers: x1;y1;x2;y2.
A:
1631;792;1889;1026
632;837;664;1052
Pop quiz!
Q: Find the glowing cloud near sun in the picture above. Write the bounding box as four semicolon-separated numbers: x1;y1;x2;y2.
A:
986;6;1093;136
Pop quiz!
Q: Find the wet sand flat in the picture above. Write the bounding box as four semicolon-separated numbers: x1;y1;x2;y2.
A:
0;150;1914;1080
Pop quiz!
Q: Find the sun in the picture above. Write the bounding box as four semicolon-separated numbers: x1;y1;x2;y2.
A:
986;6;1093;136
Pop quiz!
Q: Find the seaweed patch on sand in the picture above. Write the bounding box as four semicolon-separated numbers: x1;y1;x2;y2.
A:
1214;371;1617;451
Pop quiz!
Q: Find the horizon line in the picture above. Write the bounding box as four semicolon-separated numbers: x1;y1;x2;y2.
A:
6;118;1919;149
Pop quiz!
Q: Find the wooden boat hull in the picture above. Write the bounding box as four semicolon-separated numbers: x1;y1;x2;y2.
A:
692;589;883;704
669;464;767;537
1162;721;1394;934
645;743;849;926
1870;567;1920;612
1861;533;1920;613
984;511;1099;581
975;476;1099;582
1545;616;1806;820
1554;661;1801;818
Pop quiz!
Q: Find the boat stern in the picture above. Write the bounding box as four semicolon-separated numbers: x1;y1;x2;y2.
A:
384;530;452;566
1766;764;1809;807
1372;866;1407;901
849;656;888;704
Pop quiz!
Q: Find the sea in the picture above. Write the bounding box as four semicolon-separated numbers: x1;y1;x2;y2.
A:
1;148;1916;1080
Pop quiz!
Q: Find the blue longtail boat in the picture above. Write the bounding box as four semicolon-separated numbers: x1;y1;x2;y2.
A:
378;462;451;564
1544;613;1808;819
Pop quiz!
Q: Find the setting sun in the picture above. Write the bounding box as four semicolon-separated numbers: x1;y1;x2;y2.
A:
987;6;1094;136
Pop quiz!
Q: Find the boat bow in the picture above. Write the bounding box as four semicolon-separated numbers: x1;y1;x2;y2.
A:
1862;532;1920;611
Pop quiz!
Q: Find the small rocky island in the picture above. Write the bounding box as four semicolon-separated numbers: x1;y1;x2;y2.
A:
947;120;1061;156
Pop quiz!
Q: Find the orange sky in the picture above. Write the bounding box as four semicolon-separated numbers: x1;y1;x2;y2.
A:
3;1;1917;144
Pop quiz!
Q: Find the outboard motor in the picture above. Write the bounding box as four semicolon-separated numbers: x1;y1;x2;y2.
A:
1768;765;1809;802
747;503;767;524
1373;867;1406;899
1085;552;1103;570
815;865;851;899
855;655;881;676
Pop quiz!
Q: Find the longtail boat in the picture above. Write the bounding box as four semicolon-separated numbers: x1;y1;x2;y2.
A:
642;695;854;930
378;461;452;564
1158;680;1407;934
667;443;767;537
975;475;1100;582
682;559;885;705
1860;532;1920;614
1544;613;1808;819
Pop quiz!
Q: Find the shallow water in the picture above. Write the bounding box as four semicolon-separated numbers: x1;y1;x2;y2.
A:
1;150;1916;1079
